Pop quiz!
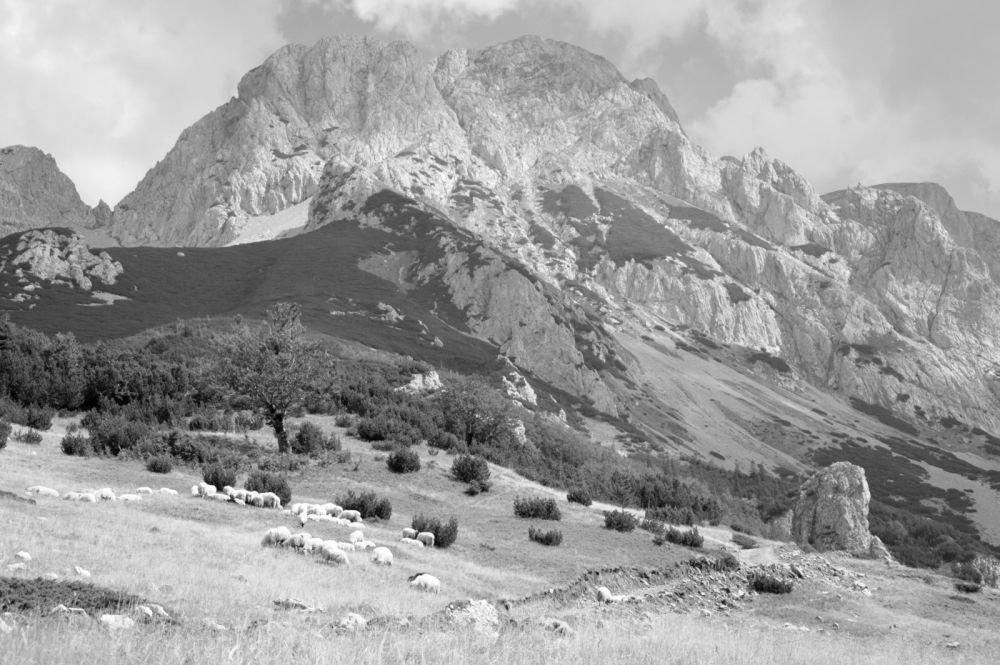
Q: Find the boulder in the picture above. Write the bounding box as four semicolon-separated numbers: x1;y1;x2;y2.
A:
791;462;885;558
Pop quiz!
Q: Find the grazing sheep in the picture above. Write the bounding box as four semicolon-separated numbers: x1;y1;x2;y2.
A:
400;538;424;548
97;488;116;501
340;510;362;523
250;495;265;508
306;503;325;515
211;493;231;503
79;493;98;503
261;527;292;547
27;486;60;498
196;482;217;497
356;540;377;551
596;587;614;604
416;532;435;548
336;542;356;551
118;494;142;502
332;517;351;526
260;492;281;509
284;533;310;550
304;537;326;553
231;489;248;502
232;498;245;506
401;527;418;540
136;487;153;495
289;503;306;515
349;530;365;544
298;513;309;527
222;486;235;497
190;485;200;496
371;547;393;566
408;573;440;594
321;503;342;517
62;492;82;501
159;488;178;496
318;545;350;566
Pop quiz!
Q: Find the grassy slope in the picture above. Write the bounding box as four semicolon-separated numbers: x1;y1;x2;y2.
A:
3;420;1000;663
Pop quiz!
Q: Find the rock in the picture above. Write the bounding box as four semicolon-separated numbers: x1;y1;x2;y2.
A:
41;572;59;581
100;614;136;630
790;462;881;558
336;613;367;632
14;552;30;561
3;229;123;291
537;617;574;636
945;641;960;649
73;565;91;578
396;370;443;394
444;599;499;638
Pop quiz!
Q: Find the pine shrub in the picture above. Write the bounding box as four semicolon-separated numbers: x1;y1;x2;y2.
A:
528;526;563;546
146;455;173;474
731;533;758;549
386;448;421;473
513;496;561;520
747;571;793;594
452;454;491;484
604;510;638;532
60;432;91;457
411;514;459;548
0;420;10;450
338;490;392;520
664;526;704;548
246;470;292;505
24;405;54;431
566;487;592;506
202;463;237;492
13;429;43;445
292;422;338;454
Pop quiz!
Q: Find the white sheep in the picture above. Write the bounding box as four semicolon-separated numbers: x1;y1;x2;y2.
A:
97;488;116;501
306;503;325;515
349;530;365;544
318;544;350;566
321;503;342;517
401;527;418;540
118;494;142;502
356;540;377;551
211;493;231;503
260;492;282;509
222;485;235;496
304;536;326;553
62;492;82;501
332;517;351;526
231;489;248;502
196;482;216;497
371;547;393;566
416;532;435;548
190;485;200;496
408;573;440;593
289;503;306;515
284;533;310;550
136;487;153;495
400;538;424;548
79;493;98;503
340;510;362;523
261;526;292;547
250;494;265;508
335;542;356;551
232;498;245;506
159;488;178;496
27;486;60;498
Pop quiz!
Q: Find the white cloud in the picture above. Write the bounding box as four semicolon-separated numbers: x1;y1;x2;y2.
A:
0;0;283;206
322;0;523;36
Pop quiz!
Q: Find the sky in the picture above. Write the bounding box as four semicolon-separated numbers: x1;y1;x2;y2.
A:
4;0;1000;219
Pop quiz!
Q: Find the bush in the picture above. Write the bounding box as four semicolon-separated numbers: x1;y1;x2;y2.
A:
82;412;151;456
604;510;638;532
338;490;392;520
452;455;491;484
0;420;10;450
566;487;592;506
13;429;43;445
24;405;54;431
292;422;339;455
464;480;492;495
731;533;758;549
203;463;237;492
355;416;391;441
60;433;91;457
334;414;353;427
747;571;794;594
513;496;561;520
387;448;421;473
954;581;982;593
730;523;751;534
953;561;984;584
429;430;461;450
234;411;263;431
664;526;704;548
146;455;173;474
528;526;563;546
411;514;459;548
246;470;292;506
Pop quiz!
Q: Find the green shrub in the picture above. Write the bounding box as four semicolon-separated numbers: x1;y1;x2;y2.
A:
234;411;264;431
954;581;982;593
203;463;237;492
334;414;353;427
0;420;10;450
747;571;793;594
664;526;704;548
355;416;391;441
187;411;229;432
430;430;461;450
24;405;54;431
338;490;392;520
528;526;563;546
246;470;292;505
452;454;491;484
464;480;490;495
514;496;561;520
387;448;421;473
604;510;638;532
292;422;338;454
60;433;91;457
82;412;151;456
566;487;592;506
411;514;459;548
13;429;42;445
731;533;758;549
146;455;173;474
730;523;751;534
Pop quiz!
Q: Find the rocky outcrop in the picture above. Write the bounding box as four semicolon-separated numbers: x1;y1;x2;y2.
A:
0;146;108;238
791;462;887;559
0;229;123;290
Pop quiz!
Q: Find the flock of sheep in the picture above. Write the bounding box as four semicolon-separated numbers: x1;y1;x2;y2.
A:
191;481;282;509
261;525;441;593
26;485;178;503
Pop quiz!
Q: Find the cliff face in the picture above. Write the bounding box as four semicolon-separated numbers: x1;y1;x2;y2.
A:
0;146;108;238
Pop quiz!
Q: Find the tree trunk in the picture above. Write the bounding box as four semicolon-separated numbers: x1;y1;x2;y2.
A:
271;411;289;454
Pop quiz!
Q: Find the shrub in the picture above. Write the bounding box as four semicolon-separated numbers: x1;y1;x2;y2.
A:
334;414;354;427
146;455;173;474
452;455;491;484
60;433;91;457
513;496;561;520
338;490;392;520
953;561;984;584
566;487;592;506
0;420;10;450
24;405;54;431
465;480;492;495
528;526;563;546
731;533;758;549
411;514;459;548
664;526;704;548
640;518;665;535
246;470;292;506
234;411;264;431
203;463;237;492
429;430;461;450
687;551;741;572
187;411;229;432
387;448;421;473
82;412;151;456
747;571;794;594
13;429;43;445
954;581;982;593
355;416;391;441
730;523;751;534
604;510;638;532
292;422;338;455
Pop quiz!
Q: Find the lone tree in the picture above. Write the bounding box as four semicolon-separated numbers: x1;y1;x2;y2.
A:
217;303;324;453
438;377;512;450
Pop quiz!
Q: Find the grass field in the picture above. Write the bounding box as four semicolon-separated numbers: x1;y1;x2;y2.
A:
3;418;1000;663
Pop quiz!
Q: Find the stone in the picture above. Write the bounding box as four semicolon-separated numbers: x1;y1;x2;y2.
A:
100;614;135;630
791;462;881;558
73;566;91;577
596;586;615;604
444;599;499;638
537;617;574;636
3;229;123;291
336;613;367;632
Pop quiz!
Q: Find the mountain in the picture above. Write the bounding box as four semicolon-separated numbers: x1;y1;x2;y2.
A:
6;35;1000;542
0;146;114;244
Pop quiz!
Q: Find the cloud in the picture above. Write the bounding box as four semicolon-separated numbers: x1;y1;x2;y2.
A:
0;0;283;206
314;0;523;37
